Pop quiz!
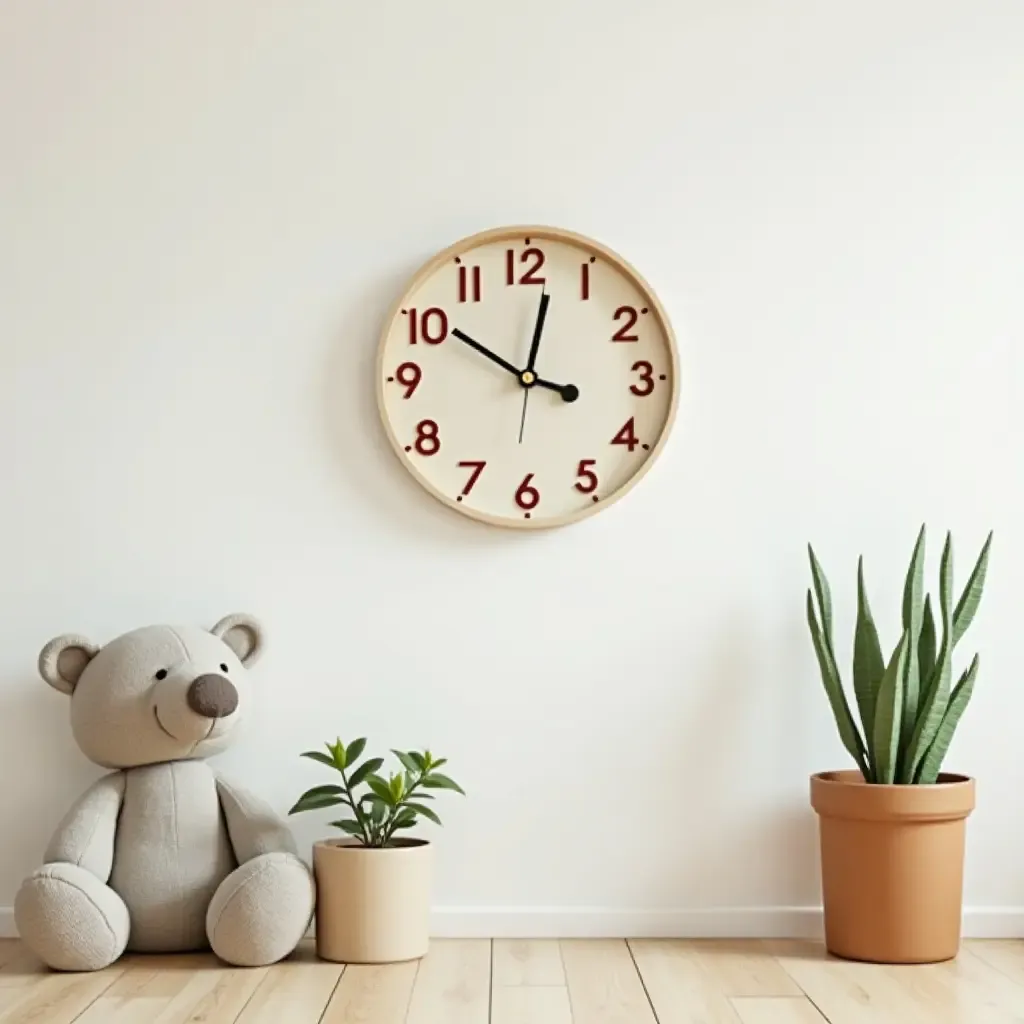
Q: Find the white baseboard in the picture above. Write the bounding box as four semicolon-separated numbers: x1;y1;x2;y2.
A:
3;905;1020;941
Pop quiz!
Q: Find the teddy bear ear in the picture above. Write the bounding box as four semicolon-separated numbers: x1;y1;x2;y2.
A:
211;614;265;667
38;634;99;695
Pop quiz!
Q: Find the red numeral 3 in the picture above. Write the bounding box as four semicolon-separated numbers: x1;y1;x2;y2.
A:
630;360;655;397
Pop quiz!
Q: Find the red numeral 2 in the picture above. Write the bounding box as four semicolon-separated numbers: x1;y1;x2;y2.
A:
506;247;546;285
612;305;639;342
630;360;655;397
457;265;481;303
610;417;640;452
456;460;486;498
409;419;440;456
407;307;448;345
574;459;598;494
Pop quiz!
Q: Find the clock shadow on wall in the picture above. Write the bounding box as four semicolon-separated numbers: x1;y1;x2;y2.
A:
323;224;681;540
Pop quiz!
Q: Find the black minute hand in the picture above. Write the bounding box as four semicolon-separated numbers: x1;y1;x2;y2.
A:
451;328;520;378
525;291;550;372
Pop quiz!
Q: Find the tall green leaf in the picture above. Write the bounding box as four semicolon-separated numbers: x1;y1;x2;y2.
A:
288;792;346;815
392;750;421;775
808;545;835;654
345;737;367;764
906;532;954;779
806;590;869;779
421;773;467;795
852;557;885;750
952;532;993;646
301;750;339;771
915;654;979;784
366;775;396;806
899;525;926;759
347;757;384;789
404;802;442;826
918;596;936;699
329;819;365;838
872;631;908;784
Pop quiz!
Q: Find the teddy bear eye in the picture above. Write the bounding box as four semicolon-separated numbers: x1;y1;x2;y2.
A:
155;669;168;681
220;663;229;673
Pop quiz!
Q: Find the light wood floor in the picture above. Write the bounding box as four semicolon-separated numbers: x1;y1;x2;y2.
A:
2;937;1024;1023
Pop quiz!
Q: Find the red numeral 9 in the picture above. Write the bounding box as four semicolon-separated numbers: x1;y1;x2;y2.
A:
393;362;422;399
407;307;448;345
630;360;654;397
515;473;540;510
411;419;440;456
574;459;598;494
612;306;639;342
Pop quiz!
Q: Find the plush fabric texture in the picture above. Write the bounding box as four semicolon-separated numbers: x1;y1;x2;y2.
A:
16;615;315;971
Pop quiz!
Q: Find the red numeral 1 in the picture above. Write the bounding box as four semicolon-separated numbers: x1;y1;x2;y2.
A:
407;307;449;345
610;417;640;452
458;266;481;303
574;459;598;493
456;460;486;497
581;262;590;300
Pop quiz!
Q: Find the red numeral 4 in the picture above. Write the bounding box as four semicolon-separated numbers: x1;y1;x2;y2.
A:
610;417;639;452
574;459;598;494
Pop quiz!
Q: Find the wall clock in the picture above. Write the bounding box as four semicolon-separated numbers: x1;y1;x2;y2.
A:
376;225;679;529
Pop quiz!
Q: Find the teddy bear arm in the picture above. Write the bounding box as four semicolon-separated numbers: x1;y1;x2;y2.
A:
43;771;125;881
215;776;298;862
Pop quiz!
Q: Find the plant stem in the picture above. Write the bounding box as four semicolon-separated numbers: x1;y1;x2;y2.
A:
339;767;372;845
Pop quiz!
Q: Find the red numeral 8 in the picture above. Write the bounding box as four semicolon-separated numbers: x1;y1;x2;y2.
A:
412;419;440;456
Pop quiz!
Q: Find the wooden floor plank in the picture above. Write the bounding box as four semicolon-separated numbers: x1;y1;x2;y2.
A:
731;997;828;1023
492;940;565;986
629;939;740;1023
689;941;803;997
0;946;18;972
491;985;573;1024
0;967;125;1024
405;939;491;1024
968;940;1024;988
0;948;46;987
320;960;419;1024
560;939;657;1024
233;951;343;1024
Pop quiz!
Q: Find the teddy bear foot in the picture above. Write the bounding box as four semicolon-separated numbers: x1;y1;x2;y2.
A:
206;851;315;967
14;863;130;971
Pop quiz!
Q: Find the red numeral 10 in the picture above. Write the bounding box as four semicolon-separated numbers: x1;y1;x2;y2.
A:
407;307;448;345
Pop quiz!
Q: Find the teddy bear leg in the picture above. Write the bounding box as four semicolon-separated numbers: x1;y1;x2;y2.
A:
206;852;314;967
14;863;130;971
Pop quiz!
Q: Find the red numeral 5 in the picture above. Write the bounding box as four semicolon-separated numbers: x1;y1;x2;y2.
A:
574;459;598;494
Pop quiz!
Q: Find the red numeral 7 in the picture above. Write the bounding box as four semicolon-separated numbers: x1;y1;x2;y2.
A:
457;460;487;496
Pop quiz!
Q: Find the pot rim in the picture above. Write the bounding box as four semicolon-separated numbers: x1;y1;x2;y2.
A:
811;769;975;791
313;837;431;852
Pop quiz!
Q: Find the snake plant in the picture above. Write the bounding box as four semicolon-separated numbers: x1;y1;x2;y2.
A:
806;525;992;784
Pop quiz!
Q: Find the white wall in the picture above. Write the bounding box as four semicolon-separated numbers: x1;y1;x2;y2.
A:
1;1;1022;937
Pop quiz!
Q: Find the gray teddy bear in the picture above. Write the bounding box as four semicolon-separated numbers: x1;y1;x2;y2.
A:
14;614;315;971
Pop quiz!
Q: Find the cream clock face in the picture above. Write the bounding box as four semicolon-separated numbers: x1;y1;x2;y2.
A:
377;226;679;529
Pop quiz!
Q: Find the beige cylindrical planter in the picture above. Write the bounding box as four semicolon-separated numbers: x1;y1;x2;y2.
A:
811;770;975;964
313;838;432;964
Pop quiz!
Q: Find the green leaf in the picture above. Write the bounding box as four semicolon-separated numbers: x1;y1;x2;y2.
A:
421;773;466;795
366;775;396;806
871;631;908;784
346;737;370;770
288;792;346;815
301;750;339;771
408;751;427;771
329;819;365;838
430;758;448;769
389;773;406;801
347;757;384;789
899;525;926;759
392;808;417;829
392;750;420;775
916;654;979;784
806;590;869;779
852;557;885;755
808;544;835;653
369;798;387;824
952;531;992;646
906;533;955;779
918;596;936;700
404;802;442;826
330;740;347;770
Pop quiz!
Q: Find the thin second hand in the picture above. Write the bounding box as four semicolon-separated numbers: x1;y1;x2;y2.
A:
517;389;529;445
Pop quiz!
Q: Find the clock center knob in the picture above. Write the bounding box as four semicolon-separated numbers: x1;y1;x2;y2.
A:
519;370;536;387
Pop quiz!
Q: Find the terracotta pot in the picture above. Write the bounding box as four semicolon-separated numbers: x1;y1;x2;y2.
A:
810;769;975;964
313;838;432;964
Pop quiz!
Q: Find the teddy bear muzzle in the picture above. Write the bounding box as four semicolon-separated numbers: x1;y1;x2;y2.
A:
186;674;239;719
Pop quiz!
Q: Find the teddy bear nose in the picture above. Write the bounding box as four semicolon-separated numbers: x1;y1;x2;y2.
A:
187;674;239;719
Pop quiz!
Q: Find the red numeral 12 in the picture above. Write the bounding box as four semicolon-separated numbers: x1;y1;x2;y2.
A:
506;248;546;285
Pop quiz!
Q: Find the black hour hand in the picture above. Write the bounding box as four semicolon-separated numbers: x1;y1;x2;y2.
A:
451;328;520;378
534;378;579;403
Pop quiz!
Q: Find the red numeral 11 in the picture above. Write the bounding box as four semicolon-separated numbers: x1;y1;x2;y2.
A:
458;265;481;303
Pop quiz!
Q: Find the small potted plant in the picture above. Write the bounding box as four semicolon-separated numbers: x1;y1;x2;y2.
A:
289;738;465;964
806;524;992;964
